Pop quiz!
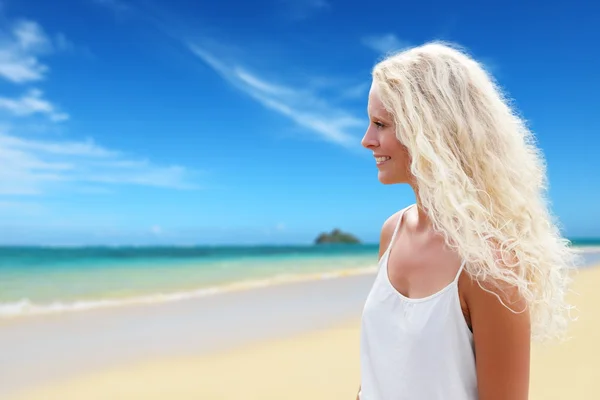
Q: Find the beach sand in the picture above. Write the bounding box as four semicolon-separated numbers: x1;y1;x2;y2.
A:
6;265;600;400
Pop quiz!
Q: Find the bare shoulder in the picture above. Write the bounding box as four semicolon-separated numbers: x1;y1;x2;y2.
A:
378;206;410;259
461;267;531;400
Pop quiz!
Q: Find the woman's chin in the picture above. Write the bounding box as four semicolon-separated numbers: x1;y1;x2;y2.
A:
377;173;397;185
377;171;405;185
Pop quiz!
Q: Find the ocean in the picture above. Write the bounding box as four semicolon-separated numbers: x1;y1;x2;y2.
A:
1;241;599;319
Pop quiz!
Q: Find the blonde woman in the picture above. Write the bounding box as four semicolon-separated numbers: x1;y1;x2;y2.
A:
357;42;577;400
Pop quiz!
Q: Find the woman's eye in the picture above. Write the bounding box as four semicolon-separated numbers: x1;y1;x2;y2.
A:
374;121;384;128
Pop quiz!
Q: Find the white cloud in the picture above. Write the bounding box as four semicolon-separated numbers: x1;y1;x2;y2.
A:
362;34;411;55
0;131;199;195
188;44;364;147
0;18;69;122
13;20;48;50
0;133;116;157
0;15;199;197
0;89;69;121
0;19;53;83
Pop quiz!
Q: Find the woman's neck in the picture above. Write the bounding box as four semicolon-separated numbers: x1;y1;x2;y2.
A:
412;188;433;232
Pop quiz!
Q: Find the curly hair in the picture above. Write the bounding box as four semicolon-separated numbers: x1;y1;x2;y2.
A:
371;41;580;342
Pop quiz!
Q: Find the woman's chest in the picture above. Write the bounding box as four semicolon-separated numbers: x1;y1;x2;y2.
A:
386;239;463;300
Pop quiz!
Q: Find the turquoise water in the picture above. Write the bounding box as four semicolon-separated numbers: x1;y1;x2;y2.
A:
0;244;381;317
1;241;599;318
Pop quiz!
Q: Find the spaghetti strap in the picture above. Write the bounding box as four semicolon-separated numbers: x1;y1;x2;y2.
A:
382;204;414;258
453;259;467;283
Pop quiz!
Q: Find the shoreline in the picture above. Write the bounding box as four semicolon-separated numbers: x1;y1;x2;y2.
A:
3;245;600;321
0;272;376;398
0;265;378;320
7;263;600;400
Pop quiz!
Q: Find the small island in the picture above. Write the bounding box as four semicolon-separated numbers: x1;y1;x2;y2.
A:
314;228;361;245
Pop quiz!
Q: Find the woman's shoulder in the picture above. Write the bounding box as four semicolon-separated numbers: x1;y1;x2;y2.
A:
378;204;414;257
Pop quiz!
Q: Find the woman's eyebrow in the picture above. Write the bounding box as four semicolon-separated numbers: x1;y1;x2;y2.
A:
369;111;390;123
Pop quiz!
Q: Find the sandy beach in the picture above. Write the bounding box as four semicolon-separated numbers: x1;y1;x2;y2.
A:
3;264;600;400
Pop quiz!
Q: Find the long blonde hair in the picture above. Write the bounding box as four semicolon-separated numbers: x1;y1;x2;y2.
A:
372;41;579;342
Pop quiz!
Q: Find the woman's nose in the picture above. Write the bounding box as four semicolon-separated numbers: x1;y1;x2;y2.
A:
361;128;378;149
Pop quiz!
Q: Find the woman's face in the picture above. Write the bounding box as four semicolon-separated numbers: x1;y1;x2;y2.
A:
361;82;412;185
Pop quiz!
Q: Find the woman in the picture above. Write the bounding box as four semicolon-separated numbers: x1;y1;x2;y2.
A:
357;42;577;400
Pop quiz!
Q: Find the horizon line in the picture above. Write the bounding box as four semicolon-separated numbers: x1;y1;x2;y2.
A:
0;238;599;249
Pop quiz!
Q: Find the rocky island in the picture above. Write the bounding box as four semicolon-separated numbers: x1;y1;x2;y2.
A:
314;228;361;245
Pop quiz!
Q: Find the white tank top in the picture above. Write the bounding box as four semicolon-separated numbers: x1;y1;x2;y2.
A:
359;205;478;400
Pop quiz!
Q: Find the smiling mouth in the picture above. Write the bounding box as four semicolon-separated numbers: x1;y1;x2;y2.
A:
375;156;391;165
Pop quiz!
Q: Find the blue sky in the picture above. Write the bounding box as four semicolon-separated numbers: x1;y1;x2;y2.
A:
0;0;598;246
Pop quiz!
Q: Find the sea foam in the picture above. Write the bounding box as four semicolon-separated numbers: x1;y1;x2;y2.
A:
0;266;378;318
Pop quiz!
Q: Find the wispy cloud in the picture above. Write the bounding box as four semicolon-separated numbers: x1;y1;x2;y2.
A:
0;13;199;197
0;89;68;121
362;33;411;55
0;131;199;195
86;0;362;147
188;44;363;147
338;82;370;101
